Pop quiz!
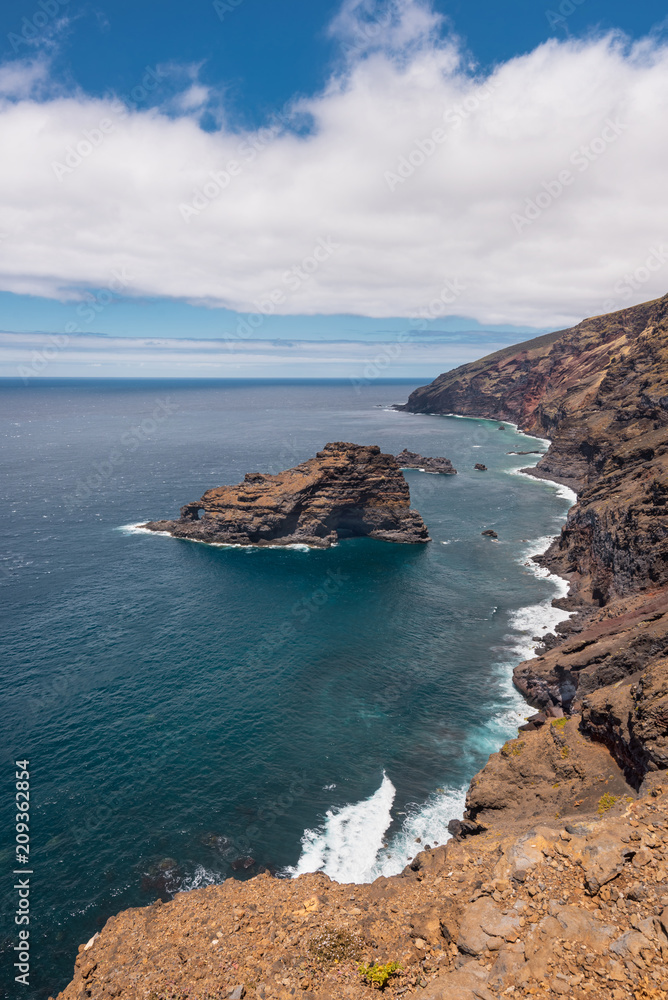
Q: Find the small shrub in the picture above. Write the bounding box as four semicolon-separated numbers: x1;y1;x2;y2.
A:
551;717;567;730
501;740;525;758
597;793;620;816
358;961;402;990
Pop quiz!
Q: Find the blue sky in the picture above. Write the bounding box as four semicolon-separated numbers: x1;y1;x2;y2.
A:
1;0;668;376
5;0;666;125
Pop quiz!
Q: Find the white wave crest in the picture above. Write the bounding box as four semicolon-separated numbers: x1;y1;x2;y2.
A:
511;468;578;504
288;775;469;884
178;864;226;893
117;523;312;551
508;535;573;663
371;786;467;879
287;773;396;882
117;521;170;536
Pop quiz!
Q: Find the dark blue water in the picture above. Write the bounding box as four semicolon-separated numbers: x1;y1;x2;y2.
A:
0;379;574;998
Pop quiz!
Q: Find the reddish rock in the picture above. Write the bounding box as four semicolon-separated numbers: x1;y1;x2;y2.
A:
143;442;431;548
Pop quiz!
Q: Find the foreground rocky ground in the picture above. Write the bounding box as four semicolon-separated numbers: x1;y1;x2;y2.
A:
58;779;668;1000
57;295;668;1000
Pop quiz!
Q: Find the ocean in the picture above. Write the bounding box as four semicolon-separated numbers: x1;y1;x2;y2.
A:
0;378;575;998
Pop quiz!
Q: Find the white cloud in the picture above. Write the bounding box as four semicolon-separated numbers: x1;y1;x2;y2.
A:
172;83;211;113
328;0;447;60
0;57;49;98
0;0;668;327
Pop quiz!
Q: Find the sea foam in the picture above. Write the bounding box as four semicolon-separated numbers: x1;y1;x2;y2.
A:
287;775;468;884
118;523;312;551
287;773;396;882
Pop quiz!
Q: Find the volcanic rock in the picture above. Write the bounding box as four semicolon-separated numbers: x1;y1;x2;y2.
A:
142;442;431;548
474;463;488;471
396;449;457;474
403;293;668;603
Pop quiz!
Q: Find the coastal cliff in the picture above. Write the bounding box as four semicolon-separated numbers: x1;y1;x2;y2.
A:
142;442;430;548
57;298;668;1000
404;294;668;604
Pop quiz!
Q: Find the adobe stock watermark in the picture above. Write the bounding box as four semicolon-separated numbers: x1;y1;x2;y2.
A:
511;117;627;233
180;96;301;222
212;0;245;21
63;397;180;510
18;266;134;381
179;159;244;222
351;277;467;391
599;243;668;315
545;0;588;34
385;80;497;192
220;772;311;868
220;236;341;350
246;568;350;671
17;333;70;383
51;67;166;181
7;0;67;53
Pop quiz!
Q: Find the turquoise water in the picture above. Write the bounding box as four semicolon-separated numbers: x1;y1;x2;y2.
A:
0;379;574;997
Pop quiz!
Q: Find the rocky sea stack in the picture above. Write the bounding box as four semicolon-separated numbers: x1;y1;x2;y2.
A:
142;442;430;548
396;449;457;474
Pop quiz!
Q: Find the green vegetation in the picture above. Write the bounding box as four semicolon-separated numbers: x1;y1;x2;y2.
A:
358;961;402;990
597;793;620;816
501;740;525;758
551;717;567;730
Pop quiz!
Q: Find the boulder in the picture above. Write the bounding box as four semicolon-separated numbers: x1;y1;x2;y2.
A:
395;449;457;474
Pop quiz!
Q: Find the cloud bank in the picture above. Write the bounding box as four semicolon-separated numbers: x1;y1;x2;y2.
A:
1;331;506;380
1;0;668;327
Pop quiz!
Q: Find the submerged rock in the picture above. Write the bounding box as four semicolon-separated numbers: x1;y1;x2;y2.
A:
142;442;431;548
230;856;256;871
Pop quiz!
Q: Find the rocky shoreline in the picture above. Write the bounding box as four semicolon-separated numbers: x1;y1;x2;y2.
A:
56;296;668;1000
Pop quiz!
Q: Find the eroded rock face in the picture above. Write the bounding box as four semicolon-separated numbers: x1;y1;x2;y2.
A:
404;293;668;797
396;450;457;474
142;442;431;548
403;293;668;604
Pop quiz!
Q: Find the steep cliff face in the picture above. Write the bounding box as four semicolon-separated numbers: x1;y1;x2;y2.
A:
404;294;668;802
405;294;668;605
142;442;430;548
